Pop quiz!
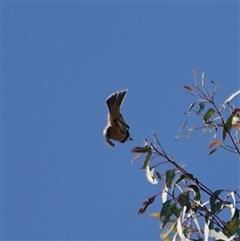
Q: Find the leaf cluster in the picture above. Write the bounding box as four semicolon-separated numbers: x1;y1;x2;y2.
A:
131;71;240;241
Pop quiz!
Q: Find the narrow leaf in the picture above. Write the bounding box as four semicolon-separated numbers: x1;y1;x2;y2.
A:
203;108;215;122
210;190;223;212
160;221;177;240
192;212;201;236
145;166;158;185
141;147;152;169
207;148;218;155
165;170;175;187
223;114;233;140
209;141;222;149
176;216;184;239
225;209;240;235
211;201;224;213
131;153;143;165
192;69;197;86
178;193;191;211
230;192;236;218
197;103;205;115
149;213;160;219
131;146;148;153
160;200;172;218
187;185;201;202
204;215;210;241
162;186;168;204
159;200;171;229
184;86;194;92
160;201;177;228
209;228;235;241
222;90;240;106
188;103;195;113
172;175;186;198
138;196;156;215
201;72;205;86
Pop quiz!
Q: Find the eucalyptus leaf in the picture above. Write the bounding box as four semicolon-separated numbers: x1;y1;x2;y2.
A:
223;114;233;140
203;108;215;122
197;103;205;115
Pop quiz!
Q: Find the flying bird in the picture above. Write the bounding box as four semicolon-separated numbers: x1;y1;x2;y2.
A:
103;90;132;147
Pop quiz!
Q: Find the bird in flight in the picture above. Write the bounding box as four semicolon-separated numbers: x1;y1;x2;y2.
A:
103;90;132;147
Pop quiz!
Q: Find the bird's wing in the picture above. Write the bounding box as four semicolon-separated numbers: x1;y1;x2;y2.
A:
103;125;115;147
115;114;130;133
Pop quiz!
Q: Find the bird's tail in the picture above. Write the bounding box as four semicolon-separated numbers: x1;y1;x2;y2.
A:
106;90;128;114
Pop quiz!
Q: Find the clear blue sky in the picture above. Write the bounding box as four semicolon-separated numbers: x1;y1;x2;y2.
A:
1;1;239;240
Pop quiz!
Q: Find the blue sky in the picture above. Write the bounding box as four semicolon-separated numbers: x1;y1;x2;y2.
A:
1;1;239;240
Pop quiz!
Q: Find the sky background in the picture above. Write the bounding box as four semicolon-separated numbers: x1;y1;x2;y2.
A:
1;1;239;240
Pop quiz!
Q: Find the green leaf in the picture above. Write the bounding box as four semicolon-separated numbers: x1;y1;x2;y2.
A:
175;175;187;185
141;147;152;169
210;190;223;212
178;193;191;212
172;175;187;198
197;103;205;115
187;185;201;202
165;203;178;224
225;209;240;235
165;170;175;187
160;200;177;228
174;208;182;219
236;227;240;236
211;201;224;213
208;218;214;229
203;108;215;122
131;146;149;153
161;200;172;217
223;114;233;141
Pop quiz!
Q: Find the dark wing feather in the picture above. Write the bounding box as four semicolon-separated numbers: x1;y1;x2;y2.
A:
103;126;115;147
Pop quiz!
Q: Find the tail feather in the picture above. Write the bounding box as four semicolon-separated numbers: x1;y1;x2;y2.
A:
106;90;128;114
106;93;116;113
116;91;127;108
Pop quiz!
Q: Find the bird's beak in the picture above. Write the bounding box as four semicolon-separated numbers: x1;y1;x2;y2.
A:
130;137;133;141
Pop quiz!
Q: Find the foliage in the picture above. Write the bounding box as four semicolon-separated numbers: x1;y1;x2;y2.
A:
131;71;240;241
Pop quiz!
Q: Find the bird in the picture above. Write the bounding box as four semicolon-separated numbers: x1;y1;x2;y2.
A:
103;90;133;147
